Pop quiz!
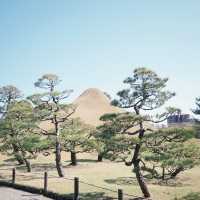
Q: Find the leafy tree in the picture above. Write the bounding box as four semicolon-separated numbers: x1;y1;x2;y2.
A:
0;100;47;172
0;85;22;116
0;85;24;164
142;128;200;180
107;67;177;198
28;74;75;177
60;118;93;166
94;113;140;162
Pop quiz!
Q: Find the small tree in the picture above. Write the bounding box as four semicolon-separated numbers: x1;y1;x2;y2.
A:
142;128;200;180
0;85;24;165
28;74;75;177
0;100;47;172
0;85;22;116
109;68;177;197
60;118;93;166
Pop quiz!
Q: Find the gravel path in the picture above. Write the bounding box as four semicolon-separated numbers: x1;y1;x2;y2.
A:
0;187;53;200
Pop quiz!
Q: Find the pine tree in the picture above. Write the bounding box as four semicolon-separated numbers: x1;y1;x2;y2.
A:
28;74;75;177
0;85;22;116
60;118;93;166
0;85;24;164
94;113;139;162
0;100;47;172
106;67;177;197
142;128;200;180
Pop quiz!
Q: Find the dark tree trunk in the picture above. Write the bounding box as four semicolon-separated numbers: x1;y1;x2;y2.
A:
134;160;151;198
55;140;65;177
97;154;103;162
70;152;77;166
24;158;31;172
132;115;151;198
162;167;165;180
10;129;24;165
12;143;24;165
15;154;24;165
170;167;184;179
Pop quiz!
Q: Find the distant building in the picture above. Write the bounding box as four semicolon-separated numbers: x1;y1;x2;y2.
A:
167;114;196;127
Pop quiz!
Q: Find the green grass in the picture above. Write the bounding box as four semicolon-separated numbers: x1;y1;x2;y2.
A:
0;152;200;200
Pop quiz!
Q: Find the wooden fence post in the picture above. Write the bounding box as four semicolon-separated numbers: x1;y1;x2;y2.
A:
12;168;16;184
118;189;123;200
44;171;48;193
74;177;79;200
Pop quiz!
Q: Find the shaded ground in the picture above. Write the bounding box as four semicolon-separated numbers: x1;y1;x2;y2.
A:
0;187;52;200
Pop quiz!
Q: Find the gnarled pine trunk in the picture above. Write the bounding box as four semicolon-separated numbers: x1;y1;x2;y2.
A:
133;145;151;198
132;111;151;198
134;160;151;198
24;158;31;172
162;167;165;180
70;151;77;166
55;139;65;177
54;114;65;177
13;144;24;165
97;153;103;162
21;151;31;172
15;154;24;165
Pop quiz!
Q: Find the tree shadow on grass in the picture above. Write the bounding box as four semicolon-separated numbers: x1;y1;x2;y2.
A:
151;179;190;187
79;192;147;200
104;176;190;188
79;192;114;200
0;158;57;172
15;163;56;172
104;177;138;186
77;159;98;163
142;174;187;187
64;159;97;165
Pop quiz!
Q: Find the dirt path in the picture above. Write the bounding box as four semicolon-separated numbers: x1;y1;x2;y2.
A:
0;187;52;200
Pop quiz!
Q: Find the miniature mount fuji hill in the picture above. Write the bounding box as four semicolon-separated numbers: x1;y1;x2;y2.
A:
72;88;122;126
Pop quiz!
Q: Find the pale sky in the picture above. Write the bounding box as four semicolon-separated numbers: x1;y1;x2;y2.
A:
0;0;200;115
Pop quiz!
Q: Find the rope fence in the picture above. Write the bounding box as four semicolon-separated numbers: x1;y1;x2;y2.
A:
0;168;139;200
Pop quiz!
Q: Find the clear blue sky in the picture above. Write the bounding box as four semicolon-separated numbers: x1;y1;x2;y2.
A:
0;0;199;114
